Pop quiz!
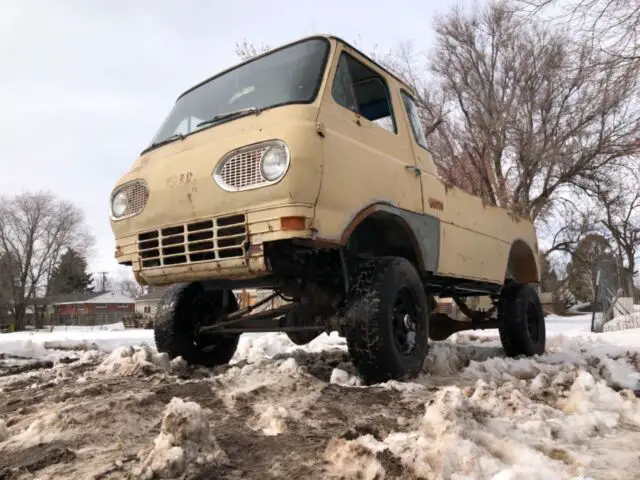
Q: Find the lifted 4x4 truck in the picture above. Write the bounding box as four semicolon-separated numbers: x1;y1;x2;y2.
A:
109;35;544;384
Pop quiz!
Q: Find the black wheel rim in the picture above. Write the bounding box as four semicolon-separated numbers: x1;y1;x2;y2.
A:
392;286;419;355
526;300;539;342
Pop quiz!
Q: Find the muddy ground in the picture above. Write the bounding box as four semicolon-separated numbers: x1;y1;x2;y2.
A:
0;334;639;480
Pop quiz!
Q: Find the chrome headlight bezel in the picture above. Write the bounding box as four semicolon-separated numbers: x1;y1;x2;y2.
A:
111;190;128;219
213;139;290;192
109;179;149;221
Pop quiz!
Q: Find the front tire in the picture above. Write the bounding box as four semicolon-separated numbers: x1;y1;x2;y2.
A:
345;257;429;384
154;283;240;367
498;283;546;357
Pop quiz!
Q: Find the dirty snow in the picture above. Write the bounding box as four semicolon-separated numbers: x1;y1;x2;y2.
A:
0;322;152;362
603;312;640;332
0;314;639;478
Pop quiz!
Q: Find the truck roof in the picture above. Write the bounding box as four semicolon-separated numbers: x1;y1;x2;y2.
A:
177;34;417;101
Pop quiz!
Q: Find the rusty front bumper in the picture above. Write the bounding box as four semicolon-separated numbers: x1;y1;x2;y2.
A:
114;204;314;286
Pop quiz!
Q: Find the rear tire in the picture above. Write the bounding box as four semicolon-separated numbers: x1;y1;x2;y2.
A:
154;282;240;367
498;283;546;357
345;257;429;384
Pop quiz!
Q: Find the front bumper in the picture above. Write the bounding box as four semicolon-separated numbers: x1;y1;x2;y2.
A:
114;204;314;286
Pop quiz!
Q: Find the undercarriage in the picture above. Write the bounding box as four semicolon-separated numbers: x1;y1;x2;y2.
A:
197;286;502;340
153;241;546;384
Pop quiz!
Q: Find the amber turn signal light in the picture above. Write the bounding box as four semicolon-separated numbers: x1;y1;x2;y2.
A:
280;216;306;230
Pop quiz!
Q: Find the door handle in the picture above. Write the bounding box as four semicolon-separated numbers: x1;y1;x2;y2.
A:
405;165;421;177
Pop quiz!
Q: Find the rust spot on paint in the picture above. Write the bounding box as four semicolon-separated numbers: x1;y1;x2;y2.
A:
167;172;194;188
428;198;444;211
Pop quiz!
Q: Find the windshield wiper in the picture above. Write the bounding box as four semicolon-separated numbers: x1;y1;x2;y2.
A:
140;133;185;155
151;133;185;148
196;107;261;129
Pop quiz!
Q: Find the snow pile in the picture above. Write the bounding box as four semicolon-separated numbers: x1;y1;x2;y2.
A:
324;436;387;480
603;312;640;332
560;371;640;428
325;366;640;479
137;397;227;479
330;368;363;386
0;328;153;362
249;405;290;436
423;340;504;376
278;357;299;373
232;332;346;364
94;345;174;376
3;412;64;450
462;335;640;392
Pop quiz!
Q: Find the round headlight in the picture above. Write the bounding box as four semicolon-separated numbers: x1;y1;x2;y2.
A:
260;144;289;181
111;190;128;218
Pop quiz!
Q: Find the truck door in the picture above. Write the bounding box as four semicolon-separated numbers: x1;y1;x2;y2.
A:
312;44;423;241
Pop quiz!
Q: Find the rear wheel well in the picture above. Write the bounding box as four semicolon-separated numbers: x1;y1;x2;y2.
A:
506;240;539;284
346;212;422;271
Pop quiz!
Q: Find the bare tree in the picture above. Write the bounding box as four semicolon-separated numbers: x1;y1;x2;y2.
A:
538;195;600;257
520;0;639;63
110;267;144;299
0;191;94;329
587;167;640;299
419;1;640;220
234;39;271;61
91;267;143;298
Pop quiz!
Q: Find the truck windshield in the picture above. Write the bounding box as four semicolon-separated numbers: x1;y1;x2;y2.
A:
147;38;330;150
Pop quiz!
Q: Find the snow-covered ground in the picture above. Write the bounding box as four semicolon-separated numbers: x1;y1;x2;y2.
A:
0;314;639;479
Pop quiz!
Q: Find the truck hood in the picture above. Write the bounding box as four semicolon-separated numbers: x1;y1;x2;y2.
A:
110;104;323;236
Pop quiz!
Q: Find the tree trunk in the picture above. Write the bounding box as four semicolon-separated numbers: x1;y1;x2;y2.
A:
627;260;636;302
13;303;26;331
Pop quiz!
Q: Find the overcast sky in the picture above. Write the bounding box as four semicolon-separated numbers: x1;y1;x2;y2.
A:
1;0;480;277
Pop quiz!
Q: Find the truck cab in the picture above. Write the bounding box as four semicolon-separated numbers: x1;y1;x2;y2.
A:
110;35;544;383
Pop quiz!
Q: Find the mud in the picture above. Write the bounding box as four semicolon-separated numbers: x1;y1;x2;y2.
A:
0;334;639;479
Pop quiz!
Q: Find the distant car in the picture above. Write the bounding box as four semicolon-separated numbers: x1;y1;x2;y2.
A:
108;35;544;383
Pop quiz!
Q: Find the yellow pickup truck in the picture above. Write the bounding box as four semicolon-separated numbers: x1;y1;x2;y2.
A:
109;35;544;383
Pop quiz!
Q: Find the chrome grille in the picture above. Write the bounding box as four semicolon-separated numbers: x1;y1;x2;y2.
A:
137;214;247;268
118;180;149;218
217;147;269;190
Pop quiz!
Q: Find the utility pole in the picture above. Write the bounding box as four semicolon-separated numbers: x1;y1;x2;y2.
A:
94;271;109;293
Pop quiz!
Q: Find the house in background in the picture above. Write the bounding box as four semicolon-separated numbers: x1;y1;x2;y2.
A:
134;287;284;324
48;291;135;326
135;287;170;319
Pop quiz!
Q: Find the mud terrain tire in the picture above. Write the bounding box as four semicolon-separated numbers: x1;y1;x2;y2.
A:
498;283;546;357
154;282;240;367
345;257;429;384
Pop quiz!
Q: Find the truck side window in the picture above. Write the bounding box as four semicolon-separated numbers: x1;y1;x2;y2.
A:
331;52;397;134
332;55;358;112
401;91;428;149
